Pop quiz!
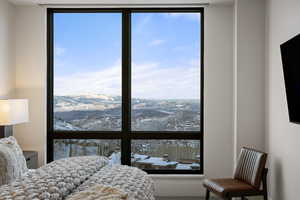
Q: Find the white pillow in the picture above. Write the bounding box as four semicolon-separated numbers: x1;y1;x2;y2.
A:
0;136;28;185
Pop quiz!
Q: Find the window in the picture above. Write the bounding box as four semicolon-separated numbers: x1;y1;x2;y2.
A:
47;8;204;174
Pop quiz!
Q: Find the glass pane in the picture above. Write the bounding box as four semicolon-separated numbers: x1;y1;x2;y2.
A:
131;140;200;170
131;13;201;131
53;13;122;131
54;139;121;162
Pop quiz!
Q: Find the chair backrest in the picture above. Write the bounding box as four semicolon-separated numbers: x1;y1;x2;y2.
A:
234;147;268;189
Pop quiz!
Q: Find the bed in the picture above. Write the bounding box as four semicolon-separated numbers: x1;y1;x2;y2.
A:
0;137;155;200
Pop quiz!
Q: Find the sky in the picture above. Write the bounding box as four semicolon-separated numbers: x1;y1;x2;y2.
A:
54;12;201;99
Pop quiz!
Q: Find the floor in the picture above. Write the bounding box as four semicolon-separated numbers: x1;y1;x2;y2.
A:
157;198;218;200
157;198;201;200
157;197;258;200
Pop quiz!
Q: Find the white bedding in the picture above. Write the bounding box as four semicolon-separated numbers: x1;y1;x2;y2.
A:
0;156;109;200
66;184;129;200
68;165;155;200
0;156;155;200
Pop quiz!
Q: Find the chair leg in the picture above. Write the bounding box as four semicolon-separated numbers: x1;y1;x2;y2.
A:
263;181;268;200
262;168;268;200
205;189;210;200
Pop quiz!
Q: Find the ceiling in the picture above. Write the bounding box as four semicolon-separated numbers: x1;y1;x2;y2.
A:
9;0;234;6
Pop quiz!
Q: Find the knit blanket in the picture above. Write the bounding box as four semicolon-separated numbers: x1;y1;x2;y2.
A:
68;165;155;200
0;156;109;199
0;157;155;200
66;184;129;200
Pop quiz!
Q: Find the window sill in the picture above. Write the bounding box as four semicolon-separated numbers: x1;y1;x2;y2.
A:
149;174;205;179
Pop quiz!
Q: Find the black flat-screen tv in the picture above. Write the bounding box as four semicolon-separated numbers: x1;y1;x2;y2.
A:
281;34;300;123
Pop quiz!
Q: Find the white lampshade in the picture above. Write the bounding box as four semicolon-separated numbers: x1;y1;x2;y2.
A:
0;99;29;126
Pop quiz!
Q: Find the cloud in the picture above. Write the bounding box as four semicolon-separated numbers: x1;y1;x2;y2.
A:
54;62;121;96
132;61;200;99
54;60;200;99
149;39;165;47
55;47;66;56
163;13;201;22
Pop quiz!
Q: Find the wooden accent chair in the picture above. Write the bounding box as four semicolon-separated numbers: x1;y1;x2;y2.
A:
203;147;268;200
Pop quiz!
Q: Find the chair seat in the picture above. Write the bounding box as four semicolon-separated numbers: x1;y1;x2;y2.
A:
203;178;257;197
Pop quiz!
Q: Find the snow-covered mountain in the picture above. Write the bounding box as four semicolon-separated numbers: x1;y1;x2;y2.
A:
54;94;121;112
54;95;201;131
54;118;81;130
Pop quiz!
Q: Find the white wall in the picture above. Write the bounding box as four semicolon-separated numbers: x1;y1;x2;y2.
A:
7;0;298;199
0;0;16;98
204;3;234;180
233;0;266;162
14;0;300;199
265;0;300;199
14;6;47;167
154;4;235;197
13;3;235;197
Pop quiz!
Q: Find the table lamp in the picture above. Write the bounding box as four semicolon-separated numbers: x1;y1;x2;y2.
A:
0;99;29;138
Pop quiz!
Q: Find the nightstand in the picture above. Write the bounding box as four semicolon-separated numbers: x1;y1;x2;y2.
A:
23;151;38;169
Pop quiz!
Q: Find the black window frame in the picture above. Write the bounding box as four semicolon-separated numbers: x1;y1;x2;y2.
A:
47;7;204;174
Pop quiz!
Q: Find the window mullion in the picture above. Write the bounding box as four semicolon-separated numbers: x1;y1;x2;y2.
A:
47;9;54;163
121;9;132;165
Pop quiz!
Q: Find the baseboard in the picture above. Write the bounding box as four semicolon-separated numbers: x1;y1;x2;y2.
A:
248;196;273;200
156;195;273;200
157;196;273;200
239;196;273;200
246;197;261;200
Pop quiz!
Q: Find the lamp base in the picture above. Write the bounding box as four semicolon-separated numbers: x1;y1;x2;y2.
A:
0;126;13;138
